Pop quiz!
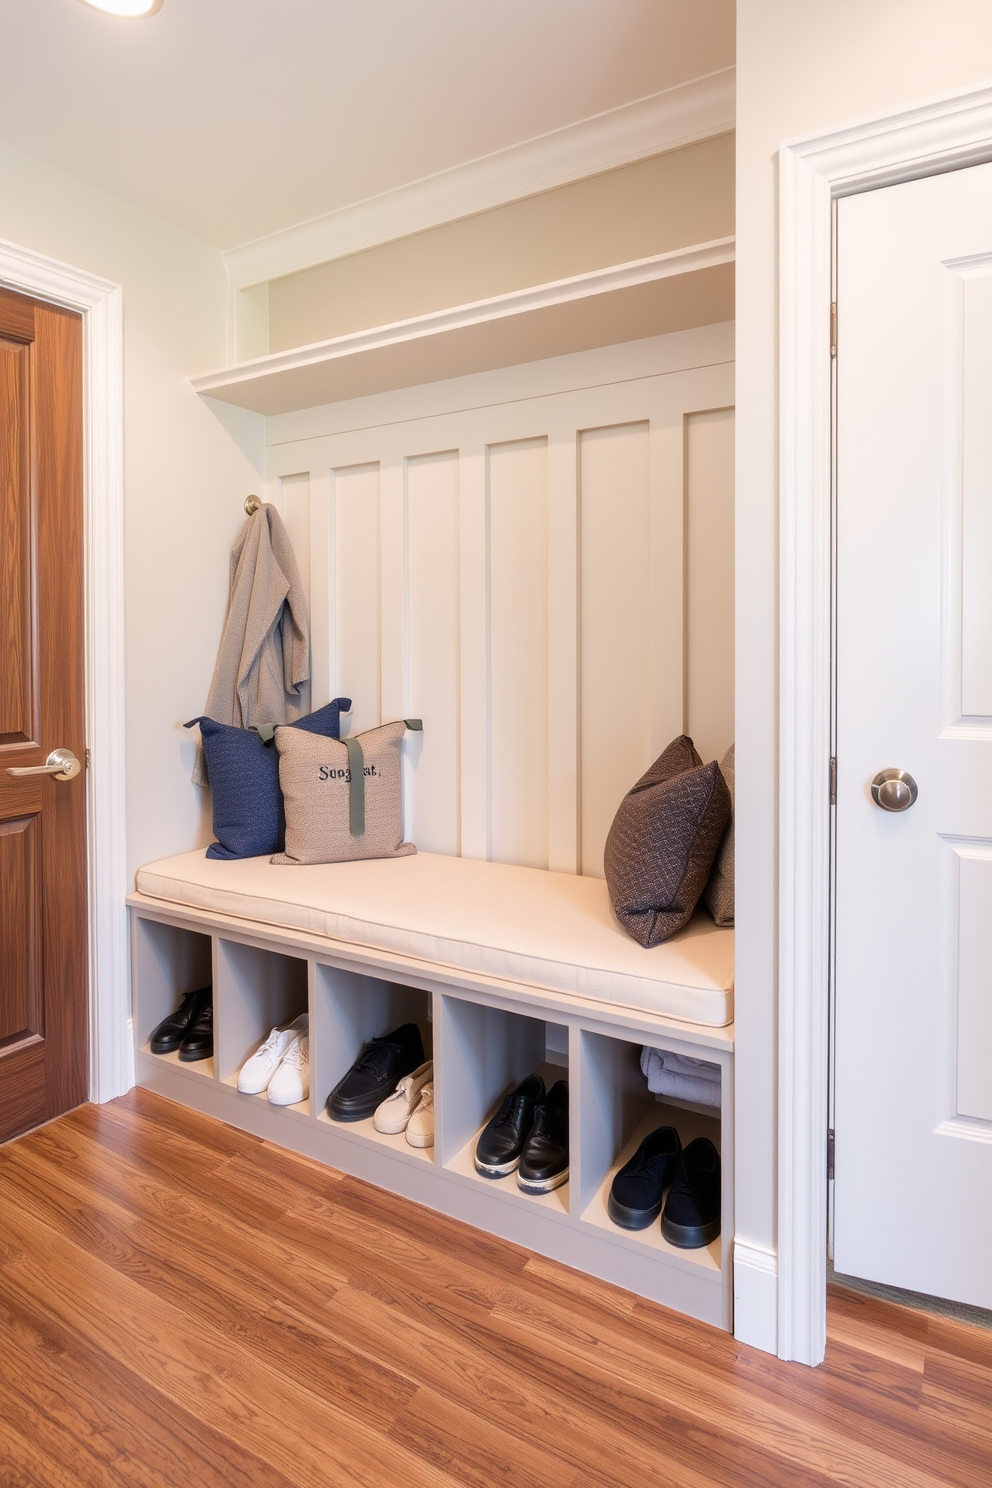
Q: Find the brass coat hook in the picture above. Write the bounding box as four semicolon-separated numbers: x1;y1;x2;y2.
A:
244;494;262;516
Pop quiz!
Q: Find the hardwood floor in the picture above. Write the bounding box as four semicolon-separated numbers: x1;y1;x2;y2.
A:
1;1091;989;1487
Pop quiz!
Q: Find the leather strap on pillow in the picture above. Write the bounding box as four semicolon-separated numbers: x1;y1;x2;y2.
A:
345;720;422;837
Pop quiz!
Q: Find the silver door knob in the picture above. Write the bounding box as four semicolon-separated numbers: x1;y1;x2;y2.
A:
6;748;82;782
870;768;918;812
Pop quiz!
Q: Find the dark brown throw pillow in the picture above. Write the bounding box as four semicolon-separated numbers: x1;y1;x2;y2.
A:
603;735;732;948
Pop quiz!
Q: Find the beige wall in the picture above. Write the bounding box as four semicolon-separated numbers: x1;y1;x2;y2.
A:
0;141;261;885
736;0;992;1338
265;132;735;351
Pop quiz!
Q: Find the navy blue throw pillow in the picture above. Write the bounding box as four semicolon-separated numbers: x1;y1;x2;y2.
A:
185;699;351;860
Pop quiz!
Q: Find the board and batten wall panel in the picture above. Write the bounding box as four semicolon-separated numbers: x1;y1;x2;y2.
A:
269;328;735;877
685;407;735;766
579;422;652;879
406;450;460;855
489;438;550;869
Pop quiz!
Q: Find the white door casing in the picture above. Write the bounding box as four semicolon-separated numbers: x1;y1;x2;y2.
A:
779;83;992;1364
834;163;992;1307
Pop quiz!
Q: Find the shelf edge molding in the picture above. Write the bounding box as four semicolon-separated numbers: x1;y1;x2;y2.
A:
192;237;736;415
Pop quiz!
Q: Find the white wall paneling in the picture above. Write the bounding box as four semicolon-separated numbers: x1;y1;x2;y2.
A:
268;331;734;876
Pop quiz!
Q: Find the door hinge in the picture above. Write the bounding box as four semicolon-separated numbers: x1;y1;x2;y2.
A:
85;747;90;770
827;1129;836;1181
829;755;837;805
830;301;837;357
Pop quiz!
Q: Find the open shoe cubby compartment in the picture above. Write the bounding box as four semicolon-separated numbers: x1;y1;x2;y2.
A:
131;905;733;1330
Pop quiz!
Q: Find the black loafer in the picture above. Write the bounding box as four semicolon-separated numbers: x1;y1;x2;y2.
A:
326;1023;425;1121
177;994;213;1062
475;1073;545;1177
518;1080;569;1194
607;1125;681;1230
150;986;211;1055
661;1137;721;1248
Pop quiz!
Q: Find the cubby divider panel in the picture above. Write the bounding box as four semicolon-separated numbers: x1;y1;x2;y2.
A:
439;995;569;1213
214;939;309;1088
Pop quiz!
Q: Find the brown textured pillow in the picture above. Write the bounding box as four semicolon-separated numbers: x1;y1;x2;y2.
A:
703;744;735;926
603;735;732;948
272;719;419;865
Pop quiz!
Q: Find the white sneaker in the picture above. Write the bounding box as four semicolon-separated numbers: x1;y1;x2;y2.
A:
373;1060;433;1134
406;1083;434;1148
238;1015;308;1094
267;1032;309;1106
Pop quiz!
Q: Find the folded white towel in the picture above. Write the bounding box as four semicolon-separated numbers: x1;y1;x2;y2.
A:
640;1046;722;1109
648;1070;722;1109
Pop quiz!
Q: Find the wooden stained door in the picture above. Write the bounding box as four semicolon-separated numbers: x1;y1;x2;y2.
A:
834;162;992;1307
0;284;88;1143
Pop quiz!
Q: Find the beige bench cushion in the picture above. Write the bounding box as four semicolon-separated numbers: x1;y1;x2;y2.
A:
135;850;734;1027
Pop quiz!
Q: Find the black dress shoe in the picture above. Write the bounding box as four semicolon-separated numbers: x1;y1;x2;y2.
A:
326;1023;425;1122
518;1080;569;1194
608;1125;681;1230
150;986;211;1055
475;1073;545;1177
178;994;213;1062
661;1137;721;1248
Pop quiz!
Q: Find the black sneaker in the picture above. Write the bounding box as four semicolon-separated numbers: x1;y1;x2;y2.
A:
475;1074;545;1177
607;1125;681;1230
517;1080;569;1194
325;1023;425;1122
150;986;211;1055
177;993;213;1063
661;1137;721;1248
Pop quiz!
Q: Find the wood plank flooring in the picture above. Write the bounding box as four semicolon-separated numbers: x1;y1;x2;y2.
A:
1;1090;990;1487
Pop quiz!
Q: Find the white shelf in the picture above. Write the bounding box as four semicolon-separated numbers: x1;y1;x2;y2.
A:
192;239;734;415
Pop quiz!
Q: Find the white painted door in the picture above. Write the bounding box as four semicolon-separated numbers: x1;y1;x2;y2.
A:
834;162;992;1307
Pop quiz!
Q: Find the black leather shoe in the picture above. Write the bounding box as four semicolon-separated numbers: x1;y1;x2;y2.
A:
177;993;213;1062
608;1125;681;1230
475;1073;545;1177
661;1137;721;1248
150;986;211;1055
517;1080;569;1194
326;1023;425;1121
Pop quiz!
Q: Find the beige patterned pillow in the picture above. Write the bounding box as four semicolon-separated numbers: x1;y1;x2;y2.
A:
272;719;420;865
703;744;735;926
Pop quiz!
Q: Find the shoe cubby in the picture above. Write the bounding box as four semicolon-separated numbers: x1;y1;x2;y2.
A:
438;994;570;1215
313;963;434;1163
130;903;733;1330
215;939;310;1114
576;1030;730;1281
132;916;215;1080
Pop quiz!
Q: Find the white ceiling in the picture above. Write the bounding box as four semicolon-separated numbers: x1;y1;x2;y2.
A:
0;0;734;250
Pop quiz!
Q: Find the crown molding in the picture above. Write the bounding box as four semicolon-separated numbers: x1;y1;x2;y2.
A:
224;68;735;290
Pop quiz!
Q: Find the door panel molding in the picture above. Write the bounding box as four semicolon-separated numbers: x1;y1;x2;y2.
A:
778;83;992;1365
0;236;127;1106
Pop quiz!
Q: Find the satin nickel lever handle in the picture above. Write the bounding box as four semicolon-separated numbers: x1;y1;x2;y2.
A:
6;748;82;781
870;768;918;812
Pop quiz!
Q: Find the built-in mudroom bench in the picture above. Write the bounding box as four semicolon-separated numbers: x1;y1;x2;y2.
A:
128;849;734;1330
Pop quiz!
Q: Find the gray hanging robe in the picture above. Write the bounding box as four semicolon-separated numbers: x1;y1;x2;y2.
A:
192;503;310;785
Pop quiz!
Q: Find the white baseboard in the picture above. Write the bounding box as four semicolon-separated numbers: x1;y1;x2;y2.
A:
124;1017;135;1097
734;1240;778;1354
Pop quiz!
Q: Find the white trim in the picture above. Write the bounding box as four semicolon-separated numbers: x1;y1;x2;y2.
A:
734;1241;778;1355
197;238;734;413
223;69;735;289
778;80;992;1366
0;236;128;1105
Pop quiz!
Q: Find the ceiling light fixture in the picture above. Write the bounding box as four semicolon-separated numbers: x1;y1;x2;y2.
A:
79;0;163;16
